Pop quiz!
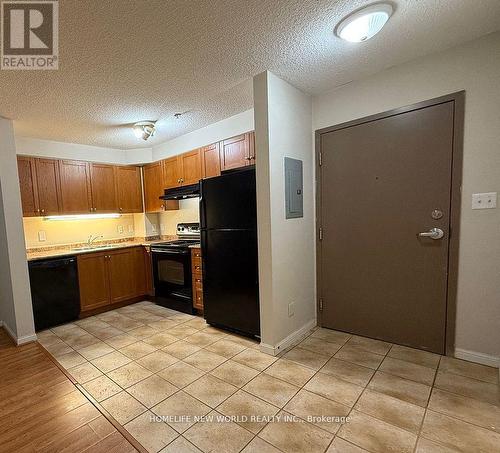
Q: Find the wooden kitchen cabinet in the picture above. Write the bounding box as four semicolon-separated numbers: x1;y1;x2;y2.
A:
78;252;110;312
201;143;221;179
35;158;61;215
220;133;253;171
115;165;143;213
191;247;203;311
143;161;179;213
78;246;148;313
163;156;182;189
90;163;118;213
17;156;39;217
58;160;92;214
179;149;202;185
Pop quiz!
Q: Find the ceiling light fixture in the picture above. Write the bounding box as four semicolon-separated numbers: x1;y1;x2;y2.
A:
133;121;156;141
335;3;393;42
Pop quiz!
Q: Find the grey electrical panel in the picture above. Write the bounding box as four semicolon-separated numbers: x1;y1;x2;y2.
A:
284;157;303;219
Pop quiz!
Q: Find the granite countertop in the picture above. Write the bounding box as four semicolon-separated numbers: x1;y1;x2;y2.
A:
26;237;177;261
189;243;201;248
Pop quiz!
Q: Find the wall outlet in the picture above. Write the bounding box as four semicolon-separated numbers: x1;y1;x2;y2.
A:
38;231;46;242
288;302;295;317
128;225;134;233
472;192;497;210
117;225;124;234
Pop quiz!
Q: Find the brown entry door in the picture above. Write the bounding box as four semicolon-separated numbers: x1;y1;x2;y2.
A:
319;101;456;354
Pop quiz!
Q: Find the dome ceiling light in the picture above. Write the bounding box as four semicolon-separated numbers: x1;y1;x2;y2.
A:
133;121;156;141
335;3;393;43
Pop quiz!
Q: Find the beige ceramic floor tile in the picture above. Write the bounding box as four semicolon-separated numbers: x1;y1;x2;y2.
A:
148;319;179;332
162;340;201;359
167;325;199;339
184;374;237;408
338;410;417;453
346;335;392;355
434;371;500;405
243;373;299;407
284;389;350;433
298;337;343;356
259;410;334;453
67;361;103;383
101;391;147;424
152;391;211;433
327;437;370;452
334;344;384;370
368;371;432;408
428;388;500;432
125;411;178;452
77;341;115;360
107;361;153;388
43;340;74;357
379;356;436;386
264;358;316;387
388;344;441;369
127;325;159;340
205;339;247;358
183;317;208;330
233;348;279;371
183;349;227;372
55;350;87;369
304;372;364;407
104;333;137;349
354;388;425;434
184;411;254;453
143;332;179;348
210;360;260;387
90;350;132;373
65;334;102;350
82;375;122;402
415;437;461;453
310;328;351;344
421;410;500;452
439;356;499;384
127;374;179;408
159;436;202;453
218;390;280;434
241;437;281;453
37;329;62;346
136;350;179;372
157;361;205;388
120;341;158;360
283;347;330;371
184;331;221;347
320;357;375;387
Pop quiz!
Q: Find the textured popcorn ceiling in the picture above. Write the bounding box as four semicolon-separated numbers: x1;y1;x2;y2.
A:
1;0;500;150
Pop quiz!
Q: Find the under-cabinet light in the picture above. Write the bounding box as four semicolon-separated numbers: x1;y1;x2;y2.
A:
44;213;121;221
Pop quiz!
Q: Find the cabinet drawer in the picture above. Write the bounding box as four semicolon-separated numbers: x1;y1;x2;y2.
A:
191;254;202;267
193;275;203;291
192;261;202;273
194;290;203;309
191;249;202;259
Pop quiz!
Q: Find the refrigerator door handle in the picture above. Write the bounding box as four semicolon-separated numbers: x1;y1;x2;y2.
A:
199;180;207;231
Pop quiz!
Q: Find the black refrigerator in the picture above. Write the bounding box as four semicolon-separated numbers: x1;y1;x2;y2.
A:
200;166;260;338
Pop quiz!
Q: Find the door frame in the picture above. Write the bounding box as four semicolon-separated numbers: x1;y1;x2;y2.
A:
315;91;465;356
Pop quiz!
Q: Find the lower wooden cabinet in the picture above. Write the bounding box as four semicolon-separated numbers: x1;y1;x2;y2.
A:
191;247;203;310
78;246;148;313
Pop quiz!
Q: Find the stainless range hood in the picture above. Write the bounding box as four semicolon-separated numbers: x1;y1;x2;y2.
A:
160;183;200;200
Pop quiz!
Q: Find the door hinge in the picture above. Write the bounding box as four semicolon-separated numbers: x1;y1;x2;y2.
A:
319;298;323;311
319;227;323;241
318;151;322;166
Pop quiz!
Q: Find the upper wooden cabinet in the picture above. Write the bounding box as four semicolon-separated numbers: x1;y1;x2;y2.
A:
115;166;143;213
17;156;39;217
58;160;92;214
90;163;118;213
143;161;179;213
179;149;202;185
163;156;182;189
220;132;254;171
201;143;221;179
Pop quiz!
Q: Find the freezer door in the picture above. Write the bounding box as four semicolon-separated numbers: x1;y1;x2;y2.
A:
200;168;256;230
202;229;260;337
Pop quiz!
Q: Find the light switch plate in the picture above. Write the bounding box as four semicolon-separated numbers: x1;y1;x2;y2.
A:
472;192;497;210
38;231;46;242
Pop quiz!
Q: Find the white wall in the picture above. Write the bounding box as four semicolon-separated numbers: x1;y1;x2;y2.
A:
313;32;500;365
0;118;36;344
152;109;254;161
159;199;200;236
254;72;316;354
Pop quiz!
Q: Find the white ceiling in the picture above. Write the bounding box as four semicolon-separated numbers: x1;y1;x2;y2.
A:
1;0;500;150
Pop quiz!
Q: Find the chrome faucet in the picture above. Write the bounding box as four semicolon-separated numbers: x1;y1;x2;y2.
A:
87;234;103;247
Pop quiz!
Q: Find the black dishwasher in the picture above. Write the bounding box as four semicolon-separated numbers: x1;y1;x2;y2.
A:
28;256;80;331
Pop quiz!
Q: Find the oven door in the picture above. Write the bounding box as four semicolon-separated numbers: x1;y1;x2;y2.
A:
151;248;193;313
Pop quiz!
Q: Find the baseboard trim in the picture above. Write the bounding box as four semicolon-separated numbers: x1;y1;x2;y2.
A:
260;318;317;356
2;321;37;345
454;347;499;368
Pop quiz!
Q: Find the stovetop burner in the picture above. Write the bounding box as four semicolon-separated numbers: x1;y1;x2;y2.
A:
153;239;199;249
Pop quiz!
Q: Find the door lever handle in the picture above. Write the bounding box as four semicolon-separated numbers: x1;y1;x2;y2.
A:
418;228;444;240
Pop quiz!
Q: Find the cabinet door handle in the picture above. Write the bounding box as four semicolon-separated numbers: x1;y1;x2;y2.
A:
40;208;45;214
